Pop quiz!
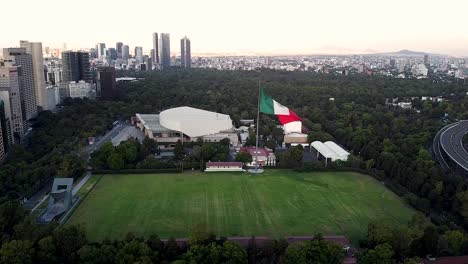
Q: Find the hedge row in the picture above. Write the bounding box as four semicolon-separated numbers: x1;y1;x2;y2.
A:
92;168;183;174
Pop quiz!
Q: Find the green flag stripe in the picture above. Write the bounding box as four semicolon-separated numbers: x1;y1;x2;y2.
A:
259;88;275;114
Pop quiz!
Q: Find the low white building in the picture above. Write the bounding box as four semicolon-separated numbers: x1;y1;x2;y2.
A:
205;162;245;172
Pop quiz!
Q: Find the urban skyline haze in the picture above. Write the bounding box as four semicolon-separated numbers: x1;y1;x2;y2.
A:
2;0;468;56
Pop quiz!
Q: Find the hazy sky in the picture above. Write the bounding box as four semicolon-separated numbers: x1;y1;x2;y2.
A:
2;0;468;56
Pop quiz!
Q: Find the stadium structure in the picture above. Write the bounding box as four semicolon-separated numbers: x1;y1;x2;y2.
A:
132;106;239;146
311;141;350;165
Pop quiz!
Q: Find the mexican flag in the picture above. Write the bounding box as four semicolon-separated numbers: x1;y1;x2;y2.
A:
259;89;302;133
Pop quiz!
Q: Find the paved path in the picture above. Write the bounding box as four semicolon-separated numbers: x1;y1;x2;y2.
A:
72;172;92;196
30;194;49;213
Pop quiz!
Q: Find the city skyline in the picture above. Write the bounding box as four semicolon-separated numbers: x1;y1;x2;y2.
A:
1;0;468;57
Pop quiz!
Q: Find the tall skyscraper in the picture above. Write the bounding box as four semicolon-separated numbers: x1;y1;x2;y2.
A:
152;33;159;64
97;43;106;59
180;36;191;69
116;42;123;59
134;47;143;63
160;33;171;68
19;41;47;111
62;51;92;83
0;66;24;143
108;48;117;60
122;45;130;60
424;54;429;65
97;67;116;100
2;48;38;122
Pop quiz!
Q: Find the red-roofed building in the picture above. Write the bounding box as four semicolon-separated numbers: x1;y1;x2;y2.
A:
240;147;276;166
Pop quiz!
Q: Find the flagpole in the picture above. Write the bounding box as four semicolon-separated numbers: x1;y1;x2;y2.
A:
255;80;260;171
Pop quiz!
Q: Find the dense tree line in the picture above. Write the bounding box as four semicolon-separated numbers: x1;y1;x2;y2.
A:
0;204;344;264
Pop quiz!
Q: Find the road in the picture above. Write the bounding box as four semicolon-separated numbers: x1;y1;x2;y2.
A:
436;120;468;172
24;121;129;212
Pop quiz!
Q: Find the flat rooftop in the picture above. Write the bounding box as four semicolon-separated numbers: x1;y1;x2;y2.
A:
135;114;175;133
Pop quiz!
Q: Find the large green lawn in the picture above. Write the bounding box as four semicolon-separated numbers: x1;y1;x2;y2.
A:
67;170;416;242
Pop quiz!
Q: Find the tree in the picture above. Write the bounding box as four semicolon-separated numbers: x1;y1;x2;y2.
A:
220;138;231;146
107;152;125;170
367;221;393;248
359;243;394;264
174;140;185;161
0;201;25;236
246;131;257;147
284;242;306;264
235;152;252;164
443;230;465;256
0;240;34;264
220;241;247;264
265;140;277;150
52;225;87;263
37;236;57;264
141;137;158;158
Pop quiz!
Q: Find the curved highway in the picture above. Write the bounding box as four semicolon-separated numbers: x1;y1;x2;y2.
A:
435;120;468;172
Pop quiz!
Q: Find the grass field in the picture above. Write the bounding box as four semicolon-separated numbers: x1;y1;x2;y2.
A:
67;170;416;242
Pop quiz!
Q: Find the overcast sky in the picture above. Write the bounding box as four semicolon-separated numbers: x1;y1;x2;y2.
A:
2;0;468;56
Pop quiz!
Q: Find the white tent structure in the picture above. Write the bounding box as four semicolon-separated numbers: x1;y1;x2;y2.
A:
159;106;233;138
324;141;349;161
311;141;338;165
311;141;350;165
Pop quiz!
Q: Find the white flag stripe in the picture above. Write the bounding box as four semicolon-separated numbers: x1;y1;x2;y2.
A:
273;100;290;115
283;121;302;134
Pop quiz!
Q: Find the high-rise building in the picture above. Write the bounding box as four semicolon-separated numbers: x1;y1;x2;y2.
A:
122;45;130;60
108;48;117;60
160;33;171;68
97;67;116;100
424;54;429;65
2;48;38;122
0;97;12;153
20;41;47;111
61;51;92;83
97;43;106;59
181;36;191;69
134;47;143;63
152;33;159;64
116;42;123;59
0;100;9;159
0;66;24;144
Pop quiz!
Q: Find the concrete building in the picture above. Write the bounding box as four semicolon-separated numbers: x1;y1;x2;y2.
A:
134;47;143;64
20;41;47;110
132;107;238;146
152;33;159;64
97;43;106;60
2;48;38;122
0;66;24;143
0;96;12;151
68;81;96;99
122;45;130;60
107;48;117;60
160;33;171;68
180;36;191;68
61;51;92;83
116;42;123;58
45;86;59;110
97;66;116;100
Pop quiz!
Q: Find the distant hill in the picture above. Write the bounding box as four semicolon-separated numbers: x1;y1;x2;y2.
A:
367;49;447;57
